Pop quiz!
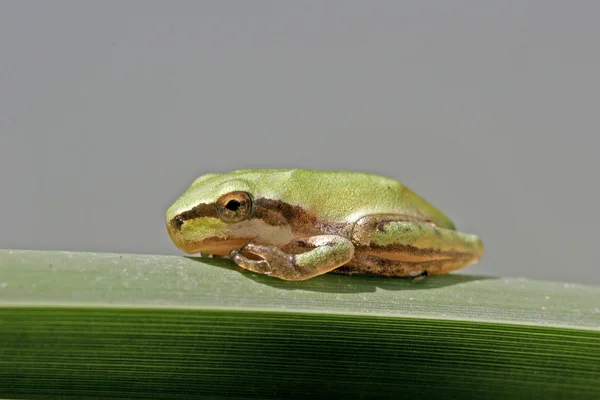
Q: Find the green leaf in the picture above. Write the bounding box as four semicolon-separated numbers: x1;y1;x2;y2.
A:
1;249;599;399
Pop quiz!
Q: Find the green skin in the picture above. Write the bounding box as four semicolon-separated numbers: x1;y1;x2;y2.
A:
166;169;483;281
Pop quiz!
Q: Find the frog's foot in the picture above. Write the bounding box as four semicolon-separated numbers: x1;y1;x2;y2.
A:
230;235;355;281
229;247;274;275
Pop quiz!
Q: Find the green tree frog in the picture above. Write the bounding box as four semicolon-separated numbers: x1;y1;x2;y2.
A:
166;169;483;281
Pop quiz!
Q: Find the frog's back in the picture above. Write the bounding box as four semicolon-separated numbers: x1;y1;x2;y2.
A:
226;169;455;229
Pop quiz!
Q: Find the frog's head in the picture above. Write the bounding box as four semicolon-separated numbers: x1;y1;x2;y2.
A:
166;173;294;256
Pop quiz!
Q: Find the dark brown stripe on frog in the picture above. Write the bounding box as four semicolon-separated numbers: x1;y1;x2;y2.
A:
171;203;218;230
253;198;318;231
171;198;319;232
254;198;351;236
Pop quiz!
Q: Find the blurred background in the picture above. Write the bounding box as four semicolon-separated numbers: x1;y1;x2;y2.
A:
1;1;598;284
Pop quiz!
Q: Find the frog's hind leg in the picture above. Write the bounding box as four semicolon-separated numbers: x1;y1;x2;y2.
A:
348;215;483;277
335;253;478;278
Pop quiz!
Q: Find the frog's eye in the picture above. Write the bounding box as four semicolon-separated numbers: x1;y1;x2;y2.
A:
216;191;254;223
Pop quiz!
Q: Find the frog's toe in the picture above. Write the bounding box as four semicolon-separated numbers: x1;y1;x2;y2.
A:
410;270;428;282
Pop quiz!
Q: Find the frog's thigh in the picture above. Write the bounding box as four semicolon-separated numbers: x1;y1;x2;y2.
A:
350;215;483;274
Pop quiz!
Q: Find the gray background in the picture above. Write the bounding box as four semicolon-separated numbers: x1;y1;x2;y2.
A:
1;1;598;284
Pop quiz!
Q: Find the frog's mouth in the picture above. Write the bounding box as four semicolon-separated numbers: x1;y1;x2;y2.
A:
166;208;296;257
166;217;252;256
173;236;252;257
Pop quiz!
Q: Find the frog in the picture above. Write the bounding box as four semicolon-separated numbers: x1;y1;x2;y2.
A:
166;169;483;281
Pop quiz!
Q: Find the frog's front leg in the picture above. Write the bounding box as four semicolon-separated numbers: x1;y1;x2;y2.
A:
229;235;354;281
